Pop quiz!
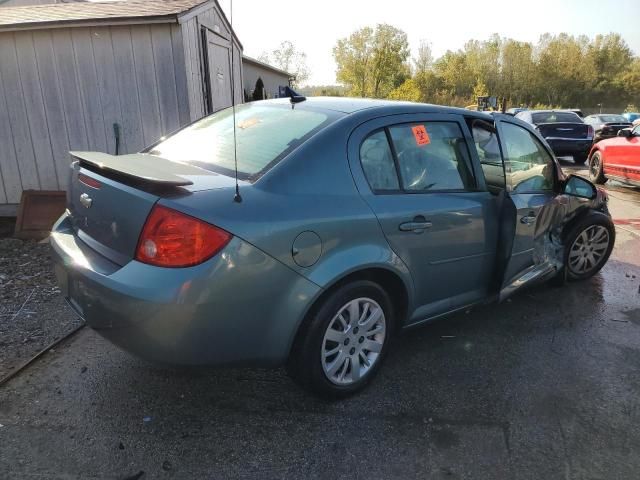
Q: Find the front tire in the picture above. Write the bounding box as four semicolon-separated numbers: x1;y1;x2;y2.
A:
287;280;394;399
564;213;615;281
588;151;607;184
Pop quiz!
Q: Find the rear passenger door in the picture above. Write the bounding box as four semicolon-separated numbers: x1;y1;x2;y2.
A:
349;114;499;323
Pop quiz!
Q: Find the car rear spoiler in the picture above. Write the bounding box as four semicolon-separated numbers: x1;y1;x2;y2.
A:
70;151;216;187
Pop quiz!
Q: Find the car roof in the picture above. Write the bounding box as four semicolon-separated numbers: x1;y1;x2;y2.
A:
259;96;494;120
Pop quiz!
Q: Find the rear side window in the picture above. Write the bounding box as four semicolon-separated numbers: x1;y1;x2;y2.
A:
388;122;474;191
148;103;340;180
531;112;582;124
360;130;400;191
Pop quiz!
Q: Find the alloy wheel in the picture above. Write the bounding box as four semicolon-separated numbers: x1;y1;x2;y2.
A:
589;153;600;179
321;297;386;385
568;225;610;275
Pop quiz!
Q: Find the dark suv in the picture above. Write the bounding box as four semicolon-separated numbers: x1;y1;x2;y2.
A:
516;110;593;164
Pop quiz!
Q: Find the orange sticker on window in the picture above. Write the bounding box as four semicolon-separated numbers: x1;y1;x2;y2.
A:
412;125;430;146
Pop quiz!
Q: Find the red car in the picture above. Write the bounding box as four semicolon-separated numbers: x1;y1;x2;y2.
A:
588;125;640;186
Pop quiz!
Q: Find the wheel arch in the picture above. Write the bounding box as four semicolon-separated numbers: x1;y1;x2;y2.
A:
286;265;412;359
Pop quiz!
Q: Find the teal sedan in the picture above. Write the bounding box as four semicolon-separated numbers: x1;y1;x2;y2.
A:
51;97;614;398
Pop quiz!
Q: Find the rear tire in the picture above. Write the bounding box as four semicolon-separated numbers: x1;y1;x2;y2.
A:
573;154;588;165
588;151;607;184
563;212;615;281
287;280;394;399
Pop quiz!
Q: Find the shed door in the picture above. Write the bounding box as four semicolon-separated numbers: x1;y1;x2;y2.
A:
202;29;233;113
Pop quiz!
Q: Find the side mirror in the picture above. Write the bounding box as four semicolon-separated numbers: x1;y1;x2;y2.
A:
618;128;633;138
563;174;597;200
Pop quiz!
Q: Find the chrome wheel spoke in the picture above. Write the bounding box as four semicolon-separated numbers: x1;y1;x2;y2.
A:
327;351;347;376
324;345;341;358
360;306;382;329
359;351;371;367
337;357;350;382
348;301;360;324
350;355;361;382
362;339;382;353
366;325;384;337
324;328;344;343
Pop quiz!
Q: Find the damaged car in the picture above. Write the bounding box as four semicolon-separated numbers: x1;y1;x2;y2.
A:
50;98;614;398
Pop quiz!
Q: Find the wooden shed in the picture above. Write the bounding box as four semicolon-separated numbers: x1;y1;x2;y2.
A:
242;55;293;100
0;0;243;216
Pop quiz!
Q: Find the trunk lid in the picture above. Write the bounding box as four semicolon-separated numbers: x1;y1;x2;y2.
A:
66;152;240;265
601;122;632;134
536;122;590;139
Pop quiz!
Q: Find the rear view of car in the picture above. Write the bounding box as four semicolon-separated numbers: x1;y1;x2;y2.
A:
584;114;632;143
516;110;593;164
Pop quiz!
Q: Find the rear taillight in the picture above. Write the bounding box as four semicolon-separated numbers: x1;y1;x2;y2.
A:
587;125;594;137
135;205;232;268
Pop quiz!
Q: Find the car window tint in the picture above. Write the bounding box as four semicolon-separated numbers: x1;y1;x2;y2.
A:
469;120;505;192
388;122;473;192
500;122;554;193
148;103;341;179
599;115;627;123
531;112;582;124
360;130;399;191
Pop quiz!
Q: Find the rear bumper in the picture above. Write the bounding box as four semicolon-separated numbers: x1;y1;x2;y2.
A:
50;212;320;366
546;138;592;156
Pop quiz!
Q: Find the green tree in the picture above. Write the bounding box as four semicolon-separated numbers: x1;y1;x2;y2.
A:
259;40;309;86
388;78;422;102
251;77;265;101
333;24;410;98
413;39;433;75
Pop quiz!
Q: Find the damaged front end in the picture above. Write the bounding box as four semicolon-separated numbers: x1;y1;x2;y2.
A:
501;176;612;301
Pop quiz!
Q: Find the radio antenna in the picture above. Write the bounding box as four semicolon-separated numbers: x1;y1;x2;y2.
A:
229;0;241;203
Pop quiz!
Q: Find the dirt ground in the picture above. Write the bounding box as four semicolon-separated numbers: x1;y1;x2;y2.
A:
0;236;82;379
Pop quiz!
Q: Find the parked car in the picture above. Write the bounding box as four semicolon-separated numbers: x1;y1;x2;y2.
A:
506;107;528;116
588;124;640;186
621;112;640;125
516;110;593;164
584;114;632;143
51;98;615;398
565;108;584;118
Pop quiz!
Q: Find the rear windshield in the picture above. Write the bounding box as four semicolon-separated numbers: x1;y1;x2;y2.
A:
147;103;341;180
599;115;627;123
531;112;582;124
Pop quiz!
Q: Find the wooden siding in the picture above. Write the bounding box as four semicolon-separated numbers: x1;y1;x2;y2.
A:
0;23;190;206
180;7;242;122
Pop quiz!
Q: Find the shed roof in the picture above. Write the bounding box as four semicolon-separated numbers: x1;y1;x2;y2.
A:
242;55;293;79
0;0;236;36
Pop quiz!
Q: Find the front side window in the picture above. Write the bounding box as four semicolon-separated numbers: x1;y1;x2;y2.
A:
469;119;505;192
388;122;474;191
500;122;555;193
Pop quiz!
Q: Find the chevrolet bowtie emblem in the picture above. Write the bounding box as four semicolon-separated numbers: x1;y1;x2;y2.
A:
79;193;93;209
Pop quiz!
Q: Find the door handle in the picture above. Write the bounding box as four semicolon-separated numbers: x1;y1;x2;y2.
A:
399;220;433;233
520;212;536;225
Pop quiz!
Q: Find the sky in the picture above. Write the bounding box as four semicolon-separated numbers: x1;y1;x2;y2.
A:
219;0;640;86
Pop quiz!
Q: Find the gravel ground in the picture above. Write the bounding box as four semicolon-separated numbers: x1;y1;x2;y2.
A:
0;237;82;379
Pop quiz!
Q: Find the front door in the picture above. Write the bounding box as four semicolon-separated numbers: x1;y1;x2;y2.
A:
606;125;640;182
349;114;499;322
494;118;559;297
